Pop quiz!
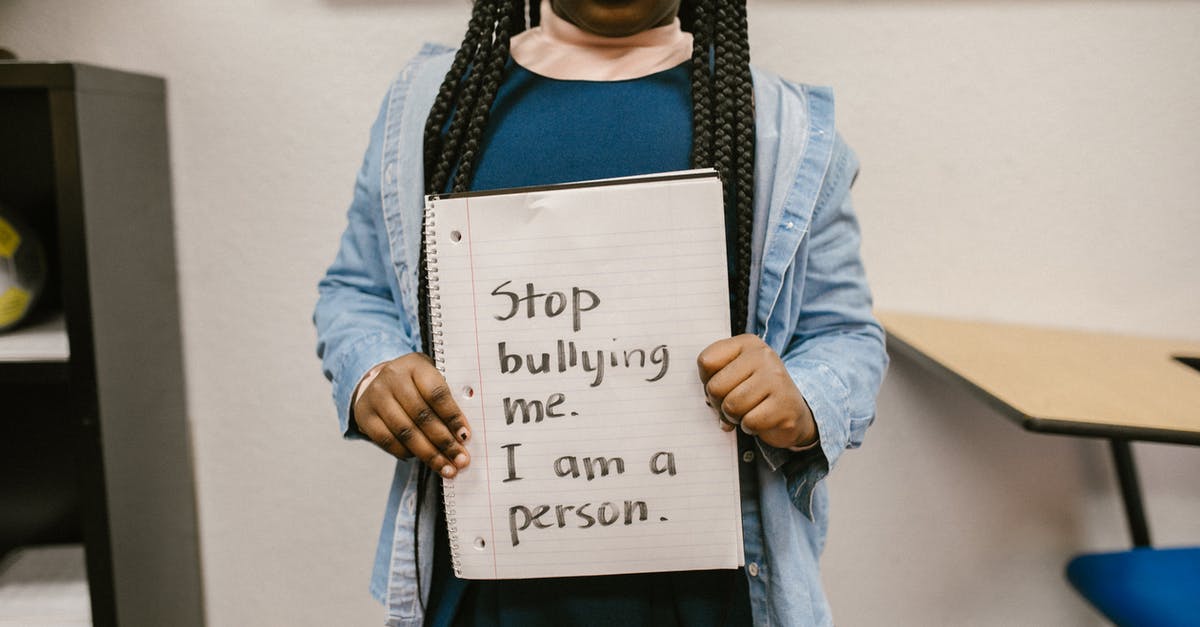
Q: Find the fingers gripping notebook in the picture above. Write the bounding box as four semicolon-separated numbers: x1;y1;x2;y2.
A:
423;169;744;580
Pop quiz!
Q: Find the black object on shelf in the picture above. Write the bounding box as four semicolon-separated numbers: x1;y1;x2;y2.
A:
0;62;202;627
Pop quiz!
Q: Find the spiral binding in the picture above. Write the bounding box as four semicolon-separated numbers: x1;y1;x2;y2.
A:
424;200;463;577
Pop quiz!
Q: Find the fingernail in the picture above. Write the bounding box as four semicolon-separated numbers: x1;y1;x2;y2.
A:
457;428;470;442
454;453;469;467
740;423;755;435
440;465;456;478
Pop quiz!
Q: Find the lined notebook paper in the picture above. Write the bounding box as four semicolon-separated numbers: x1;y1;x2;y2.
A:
425;169;743;580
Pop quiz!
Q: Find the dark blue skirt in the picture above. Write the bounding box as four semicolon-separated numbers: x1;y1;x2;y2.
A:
425;494;752;627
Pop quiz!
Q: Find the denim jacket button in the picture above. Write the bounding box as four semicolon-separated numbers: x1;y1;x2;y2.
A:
747;562;759;577
742;450;755;463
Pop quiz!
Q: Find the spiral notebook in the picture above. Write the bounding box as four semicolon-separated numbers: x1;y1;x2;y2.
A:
424;169;743;580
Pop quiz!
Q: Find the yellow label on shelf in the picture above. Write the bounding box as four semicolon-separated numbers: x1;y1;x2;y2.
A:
0;218;21;258
0;286;31;327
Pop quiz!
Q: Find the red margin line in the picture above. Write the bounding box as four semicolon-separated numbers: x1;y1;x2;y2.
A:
464;198;499;577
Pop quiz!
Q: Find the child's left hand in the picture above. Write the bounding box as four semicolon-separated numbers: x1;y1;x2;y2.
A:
698;334;818;450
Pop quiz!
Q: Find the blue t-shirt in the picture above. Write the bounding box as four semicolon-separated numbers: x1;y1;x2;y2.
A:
467;61;693;191
425;60;753;627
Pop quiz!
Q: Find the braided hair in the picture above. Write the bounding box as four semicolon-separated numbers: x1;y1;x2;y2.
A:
419;0;757;352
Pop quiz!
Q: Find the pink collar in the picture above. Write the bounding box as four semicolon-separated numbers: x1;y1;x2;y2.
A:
509;0;693;81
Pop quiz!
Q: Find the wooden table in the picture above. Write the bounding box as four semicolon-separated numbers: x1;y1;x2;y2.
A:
879;311;1200;547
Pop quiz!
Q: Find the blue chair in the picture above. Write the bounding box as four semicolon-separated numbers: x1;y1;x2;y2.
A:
1066;546;1200;627
1064;440;1200;625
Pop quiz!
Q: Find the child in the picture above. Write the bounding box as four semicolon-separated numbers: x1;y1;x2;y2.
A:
315;1;887;625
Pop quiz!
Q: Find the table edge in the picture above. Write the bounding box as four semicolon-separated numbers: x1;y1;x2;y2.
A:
884;328;1200;447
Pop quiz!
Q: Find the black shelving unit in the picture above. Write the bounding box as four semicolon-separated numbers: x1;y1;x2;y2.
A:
0;62;203;627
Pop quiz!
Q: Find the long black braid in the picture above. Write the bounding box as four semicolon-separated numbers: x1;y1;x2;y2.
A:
413;0;757;609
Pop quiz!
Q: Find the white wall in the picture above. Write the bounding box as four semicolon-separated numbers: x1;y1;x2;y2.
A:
2;1;1197;625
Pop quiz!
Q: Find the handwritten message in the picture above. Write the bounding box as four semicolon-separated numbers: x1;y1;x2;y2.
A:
484;280;683;547
429;172;742;579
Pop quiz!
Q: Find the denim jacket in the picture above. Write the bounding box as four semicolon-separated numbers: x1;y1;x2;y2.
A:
315;43;887;627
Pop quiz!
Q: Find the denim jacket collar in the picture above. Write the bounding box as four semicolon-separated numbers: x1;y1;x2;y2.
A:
382;44;836;347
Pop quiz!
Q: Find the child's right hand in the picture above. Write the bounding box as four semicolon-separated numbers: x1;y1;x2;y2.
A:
352;353;472;478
